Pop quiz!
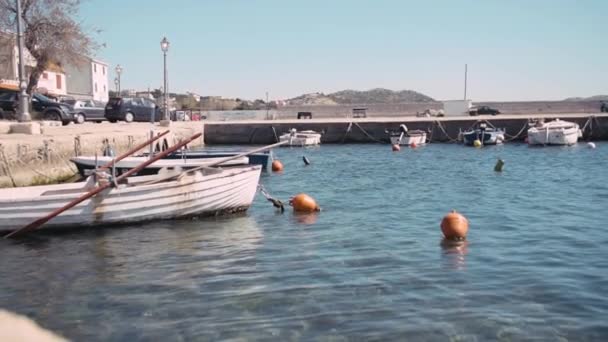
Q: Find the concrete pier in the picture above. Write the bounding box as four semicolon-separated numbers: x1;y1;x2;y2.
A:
203;113;608;144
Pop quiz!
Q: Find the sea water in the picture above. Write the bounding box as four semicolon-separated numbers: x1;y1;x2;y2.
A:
1;143;607;341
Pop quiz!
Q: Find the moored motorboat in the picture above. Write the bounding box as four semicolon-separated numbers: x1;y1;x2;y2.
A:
527;119;582;146
461;123;505;146
71;155;250;177
0;165;262;233
279;128;322;146
386;124;427;145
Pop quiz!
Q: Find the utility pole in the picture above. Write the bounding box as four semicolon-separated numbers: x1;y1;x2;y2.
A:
16;0;31;122
464;64;468;101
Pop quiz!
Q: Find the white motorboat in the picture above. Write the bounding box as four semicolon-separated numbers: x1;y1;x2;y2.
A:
527;119;582;146
71;155;250;177
387;124;427;145
0;165;262;233
279;128;322;146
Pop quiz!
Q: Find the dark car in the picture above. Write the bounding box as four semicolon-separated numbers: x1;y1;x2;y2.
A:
64;99;107;124
469;105;500;116
0;88;73;125
105;97;161;123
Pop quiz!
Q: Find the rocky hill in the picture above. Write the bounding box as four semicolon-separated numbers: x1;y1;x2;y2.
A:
563;95;608;101
287;88;436;106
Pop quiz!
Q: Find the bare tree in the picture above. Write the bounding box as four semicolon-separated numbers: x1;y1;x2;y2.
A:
0;0;98;94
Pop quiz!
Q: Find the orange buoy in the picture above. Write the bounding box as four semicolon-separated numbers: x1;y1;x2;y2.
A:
410;142;417;148
392;144;400;151
440;210;469;240
271;160;284;172
289;193;320;212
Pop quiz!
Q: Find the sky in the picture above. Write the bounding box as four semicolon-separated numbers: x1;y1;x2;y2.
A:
80;0;608;101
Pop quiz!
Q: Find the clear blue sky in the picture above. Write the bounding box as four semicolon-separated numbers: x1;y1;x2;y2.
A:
80;0;607;101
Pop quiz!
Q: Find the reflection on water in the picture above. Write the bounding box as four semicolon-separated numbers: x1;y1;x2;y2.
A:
440;239;469;270
1;143;608;341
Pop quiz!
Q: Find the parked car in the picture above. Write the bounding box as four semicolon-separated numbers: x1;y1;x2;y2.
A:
63;99;107;123
469;105;500;116
0;88;73;125
105;97;161;123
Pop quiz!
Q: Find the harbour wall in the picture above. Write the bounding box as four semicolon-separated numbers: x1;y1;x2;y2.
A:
203;113;608;144
199;100;604;121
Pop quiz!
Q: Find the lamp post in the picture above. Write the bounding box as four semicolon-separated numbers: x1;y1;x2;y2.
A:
160;37;169;121
114;77;118;93
115;64;122;94
15;0;30;122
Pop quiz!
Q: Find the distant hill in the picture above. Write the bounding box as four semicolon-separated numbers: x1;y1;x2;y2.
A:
563;95;608;101
286;88;436;106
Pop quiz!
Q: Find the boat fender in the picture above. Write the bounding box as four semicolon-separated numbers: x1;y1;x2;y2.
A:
392;144;400;151
410;142;417;148
289;193;321;213
494;159;504;172
587;142;596;149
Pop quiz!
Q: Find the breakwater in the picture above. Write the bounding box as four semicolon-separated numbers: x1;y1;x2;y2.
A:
204;113;608;144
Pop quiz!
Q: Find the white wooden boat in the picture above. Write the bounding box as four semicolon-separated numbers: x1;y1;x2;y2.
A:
279;128;322;146
387;124;427;145
0;165;262;233
527;119;582;146
71;155;250;177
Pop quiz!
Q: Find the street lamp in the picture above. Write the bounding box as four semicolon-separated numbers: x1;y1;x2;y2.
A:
115;64;122;94
114;77;119;93
15;0;30;122
160;37;169;121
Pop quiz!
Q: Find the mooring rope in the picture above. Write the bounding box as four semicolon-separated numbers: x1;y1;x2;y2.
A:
258;184;285;212
353;122;384;143
434;120;459;142
341;122;353;143
504;122;530;141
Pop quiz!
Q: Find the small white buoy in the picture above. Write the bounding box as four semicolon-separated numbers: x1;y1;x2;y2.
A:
587;142;596;149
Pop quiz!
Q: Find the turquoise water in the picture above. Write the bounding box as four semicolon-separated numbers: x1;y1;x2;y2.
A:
1;143;607;341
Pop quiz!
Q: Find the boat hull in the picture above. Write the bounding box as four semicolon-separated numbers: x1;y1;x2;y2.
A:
0;165;262;233
527;126;581;145
463;130;505;146
389;131;427;145
146;151;270;170
279;130;322;147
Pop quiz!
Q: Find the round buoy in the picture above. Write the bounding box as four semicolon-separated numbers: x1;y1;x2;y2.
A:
410;142;417;148
588;142;596;149
289;193;320;212
473;139;482;148
392;144;401;151
440;210;469;240
271;160;284;172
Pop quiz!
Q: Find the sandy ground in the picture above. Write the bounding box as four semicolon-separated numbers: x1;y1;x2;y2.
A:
0;121;204;187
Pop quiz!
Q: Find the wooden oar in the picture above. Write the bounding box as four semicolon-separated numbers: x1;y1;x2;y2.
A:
146;140;288;185
4;132;202;239
98;130;170;170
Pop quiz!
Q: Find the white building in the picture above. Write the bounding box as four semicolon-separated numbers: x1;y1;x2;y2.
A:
64;58;109;102
0;31;67;97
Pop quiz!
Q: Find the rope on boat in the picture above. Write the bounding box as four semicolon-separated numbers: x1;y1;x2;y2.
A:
258;184;285;212
271;126;279;143
353;122;384;143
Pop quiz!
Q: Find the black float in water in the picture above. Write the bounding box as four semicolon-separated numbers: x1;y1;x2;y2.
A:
303;156;311;165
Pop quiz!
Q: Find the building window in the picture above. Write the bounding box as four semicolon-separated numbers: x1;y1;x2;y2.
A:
42;72;48;80
94;64;97;73
95;82;98;92
56;74;62;89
